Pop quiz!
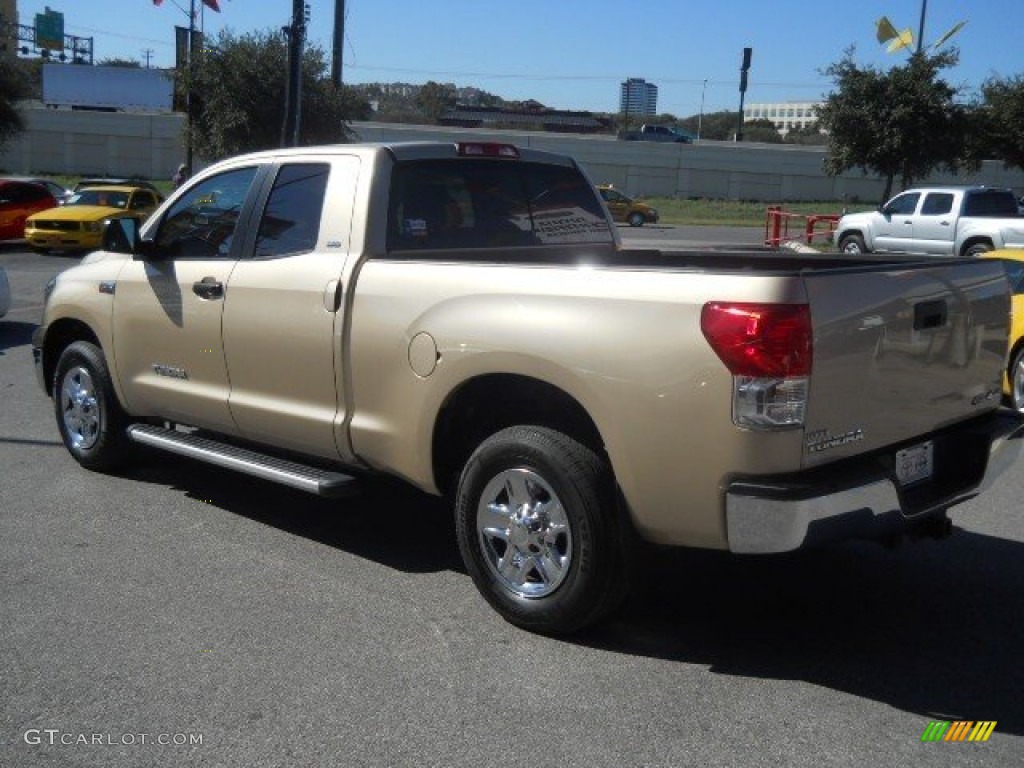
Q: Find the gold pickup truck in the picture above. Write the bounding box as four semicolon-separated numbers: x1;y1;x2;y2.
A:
33;142;1024;634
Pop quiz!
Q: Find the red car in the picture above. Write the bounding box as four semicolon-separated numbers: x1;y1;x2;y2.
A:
0;179;58;241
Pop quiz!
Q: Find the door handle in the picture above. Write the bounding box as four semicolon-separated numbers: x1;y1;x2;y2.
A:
192;276;224;300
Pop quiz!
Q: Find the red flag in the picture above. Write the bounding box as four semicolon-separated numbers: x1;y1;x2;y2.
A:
201;0;221;11
153;0;163;6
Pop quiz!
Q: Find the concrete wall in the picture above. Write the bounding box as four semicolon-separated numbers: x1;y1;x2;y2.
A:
3;108;1024;204
0;107;186;180
352;121;1024;203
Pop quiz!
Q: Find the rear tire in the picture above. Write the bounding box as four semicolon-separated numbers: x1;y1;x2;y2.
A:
53;341;130;471
839;234;866;255
627;212;645;227
455;426;630;635
963;242;993;258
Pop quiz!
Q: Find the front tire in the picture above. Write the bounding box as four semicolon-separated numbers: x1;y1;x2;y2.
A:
627;212;645;227
839;234;866;255
455;426;629;634
1008;347;1024;412
53;341;130;471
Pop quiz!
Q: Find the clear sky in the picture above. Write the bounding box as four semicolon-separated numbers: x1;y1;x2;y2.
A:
13;0;1024;117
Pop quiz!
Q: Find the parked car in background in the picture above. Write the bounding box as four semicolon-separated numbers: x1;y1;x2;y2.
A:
836;186;1024;257
0;266;9;318
73;178;162;196
983;249;1024;411
24;185;163;253
618;124;694;143
4;177;73;205
0;179;59;240
597;184;659;227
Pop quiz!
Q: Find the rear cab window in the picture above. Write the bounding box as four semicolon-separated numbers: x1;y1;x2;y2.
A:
387;158;612;253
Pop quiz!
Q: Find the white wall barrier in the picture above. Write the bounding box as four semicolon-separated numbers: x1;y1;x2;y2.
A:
3;109;1022;203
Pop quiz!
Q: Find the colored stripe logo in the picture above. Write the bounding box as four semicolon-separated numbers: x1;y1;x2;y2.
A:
921;721;997;742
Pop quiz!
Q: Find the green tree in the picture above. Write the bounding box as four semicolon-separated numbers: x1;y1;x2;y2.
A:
817;48;966;202
186;29;371;161
972;75;1024;170
416;80;456;121
784;122;827;146
0;57;32;149
742;118;784;143
98;58;142;68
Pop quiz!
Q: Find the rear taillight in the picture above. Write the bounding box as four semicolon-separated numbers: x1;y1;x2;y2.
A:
456;142;520;159
701;302;812;430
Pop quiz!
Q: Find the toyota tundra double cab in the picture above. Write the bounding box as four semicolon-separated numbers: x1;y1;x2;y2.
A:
33;142;1023;633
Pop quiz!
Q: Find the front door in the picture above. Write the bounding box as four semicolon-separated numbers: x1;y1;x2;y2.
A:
874;191;921;252
111;166;262;432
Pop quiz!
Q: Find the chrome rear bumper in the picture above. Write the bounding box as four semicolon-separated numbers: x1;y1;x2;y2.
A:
726;411;1024;554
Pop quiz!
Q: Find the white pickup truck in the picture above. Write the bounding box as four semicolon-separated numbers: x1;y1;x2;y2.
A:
33;142;1024;634
836;186;1024;257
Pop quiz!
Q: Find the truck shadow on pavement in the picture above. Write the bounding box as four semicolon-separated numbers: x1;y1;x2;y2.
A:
124;452;1023;734
590;534;1024;735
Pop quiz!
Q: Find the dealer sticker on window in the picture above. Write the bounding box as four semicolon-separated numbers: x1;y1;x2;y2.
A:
896;441;934;486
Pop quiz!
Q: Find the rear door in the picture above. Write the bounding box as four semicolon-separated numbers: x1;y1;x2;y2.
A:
913;191;957;255
221;155;359;459
801;259;1009;467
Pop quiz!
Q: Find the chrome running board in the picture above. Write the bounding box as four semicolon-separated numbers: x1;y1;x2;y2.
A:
127;424;358;497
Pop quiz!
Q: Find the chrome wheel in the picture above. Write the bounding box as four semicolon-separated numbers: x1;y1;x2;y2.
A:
60;365;101;450
1013;351;1024;412
476;468;572;599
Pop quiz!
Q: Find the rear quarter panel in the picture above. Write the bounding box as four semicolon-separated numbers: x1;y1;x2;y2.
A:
346;258;808;548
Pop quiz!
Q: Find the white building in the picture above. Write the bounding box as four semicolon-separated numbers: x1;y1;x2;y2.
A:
744;101;823;135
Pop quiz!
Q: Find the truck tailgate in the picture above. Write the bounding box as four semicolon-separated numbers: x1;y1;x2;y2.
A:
802;259;1009;468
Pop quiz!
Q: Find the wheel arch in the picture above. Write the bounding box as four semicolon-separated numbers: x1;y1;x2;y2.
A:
431;373;606;496
40;318;102;397
960;236;994;257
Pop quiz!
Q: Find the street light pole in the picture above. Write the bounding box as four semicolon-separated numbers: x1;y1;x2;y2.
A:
697;79;707;142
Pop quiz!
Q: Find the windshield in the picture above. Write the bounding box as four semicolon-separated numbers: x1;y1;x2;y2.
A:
68;190;129;208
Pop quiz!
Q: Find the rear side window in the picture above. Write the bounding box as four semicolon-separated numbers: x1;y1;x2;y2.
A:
388;159;611;252
254;163;329;258
963;190;1019;217
921;193;953;215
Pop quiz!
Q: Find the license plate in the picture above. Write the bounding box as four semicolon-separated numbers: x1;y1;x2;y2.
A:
896;441;933;486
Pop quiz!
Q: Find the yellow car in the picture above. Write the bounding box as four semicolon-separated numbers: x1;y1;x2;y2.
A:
25;185;163;253
597;184;659;227
983;250;1024;411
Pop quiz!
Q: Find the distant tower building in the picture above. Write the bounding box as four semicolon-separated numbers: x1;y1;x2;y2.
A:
620;78;658;116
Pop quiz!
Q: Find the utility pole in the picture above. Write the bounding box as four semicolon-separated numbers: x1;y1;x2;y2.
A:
736;47;751;142
331;0;344;88
186;0;196;171
283;0;305;146
142;48;154;68
697;78;707;142
916;0;928;54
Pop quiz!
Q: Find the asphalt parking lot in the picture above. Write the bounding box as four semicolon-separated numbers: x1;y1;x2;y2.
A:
2;235;1023;767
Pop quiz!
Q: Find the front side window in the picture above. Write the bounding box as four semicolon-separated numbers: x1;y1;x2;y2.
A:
254;163;329;258
156;166;259;259
884;193;920;216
